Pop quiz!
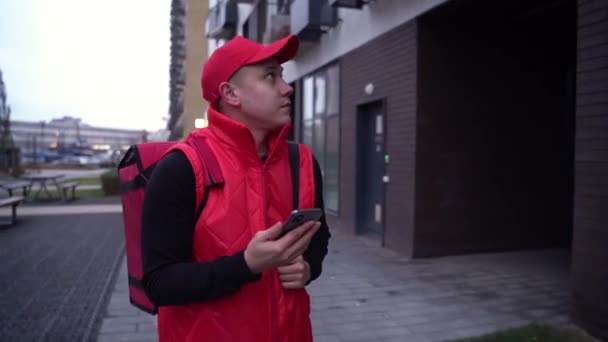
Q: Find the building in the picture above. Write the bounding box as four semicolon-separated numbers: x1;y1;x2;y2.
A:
206;0;608;339
167;0;210;141
11;116;146;162
167;0;186;140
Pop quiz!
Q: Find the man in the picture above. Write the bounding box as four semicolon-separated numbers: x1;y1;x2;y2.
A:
141;34;331;342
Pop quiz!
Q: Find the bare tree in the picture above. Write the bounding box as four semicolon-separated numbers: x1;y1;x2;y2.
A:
0;68;21;175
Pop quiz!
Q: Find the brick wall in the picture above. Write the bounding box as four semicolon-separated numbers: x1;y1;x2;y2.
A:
571;0;608;340
340;21;418;255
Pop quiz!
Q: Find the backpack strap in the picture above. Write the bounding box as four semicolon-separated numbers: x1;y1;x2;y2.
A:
288;142;300;210
183;137;225;222
118;142;176;193
183;138;298;221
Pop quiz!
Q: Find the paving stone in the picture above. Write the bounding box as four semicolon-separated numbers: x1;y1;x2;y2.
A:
137;322;158;333
383;335;432;342
338;327;385;342
97;332;158;342
372;326;411;339
0;214;125;342
94;229;572;342
99;321;136;334
314;334;343;342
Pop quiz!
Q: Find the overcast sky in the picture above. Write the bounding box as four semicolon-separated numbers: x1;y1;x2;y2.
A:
0;0;170;131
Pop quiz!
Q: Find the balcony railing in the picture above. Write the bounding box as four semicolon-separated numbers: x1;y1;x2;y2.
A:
290;0;338;42
329;0;369;9
241;0;292;44
265;13;291;43
207;0;238;39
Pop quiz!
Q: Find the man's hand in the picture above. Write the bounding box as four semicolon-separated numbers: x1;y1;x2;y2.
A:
244;220;321;274
278;256;310;289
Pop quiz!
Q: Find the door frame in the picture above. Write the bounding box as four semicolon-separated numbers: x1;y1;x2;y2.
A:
355;98;387;243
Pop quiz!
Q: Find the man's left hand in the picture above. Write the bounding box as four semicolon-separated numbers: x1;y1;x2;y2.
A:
277;256;310;289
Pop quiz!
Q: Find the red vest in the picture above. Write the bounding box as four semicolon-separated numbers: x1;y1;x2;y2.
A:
157;108;316;342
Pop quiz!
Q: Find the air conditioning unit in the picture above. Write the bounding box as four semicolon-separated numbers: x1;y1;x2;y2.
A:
329;0;368;9
291;0;338;42
266;14;291;43
207;0;238;39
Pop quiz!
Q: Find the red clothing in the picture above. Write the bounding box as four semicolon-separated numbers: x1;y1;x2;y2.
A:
158;107;316;342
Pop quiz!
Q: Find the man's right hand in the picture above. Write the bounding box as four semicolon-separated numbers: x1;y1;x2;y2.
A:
244;220;321;274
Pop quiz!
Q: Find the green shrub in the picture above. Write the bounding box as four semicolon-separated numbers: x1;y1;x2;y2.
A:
100;169;120;195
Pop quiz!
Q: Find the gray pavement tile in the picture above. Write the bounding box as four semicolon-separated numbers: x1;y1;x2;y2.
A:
424;331;463;342
106;307;143;318
97;332;159;342
101;316;156;325
0;213;125;342
137;322;158;333
372;326;411;339
330;321;371;333
383;335;432;342
338;327;384;342
392;315;431;326
99;321;137;334
94;229;573;342
314;334;343;342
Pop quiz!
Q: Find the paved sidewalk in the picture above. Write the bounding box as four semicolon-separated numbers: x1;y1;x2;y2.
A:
98;229;571;342
0;212;125;342
307;234;570;342
0;204;121;216
97;259;158;342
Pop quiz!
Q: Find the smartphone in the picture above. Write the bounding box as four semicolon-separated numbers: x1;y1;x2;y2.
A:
279;208;322;238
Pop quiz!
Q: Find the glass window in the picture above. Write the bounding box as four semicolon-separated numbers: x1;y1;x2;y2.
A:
312;117;325;173
299;63;340;214
326;65;339;116
314;72;326;116
303;76;314;121
325;116;339;213
302;120;313;147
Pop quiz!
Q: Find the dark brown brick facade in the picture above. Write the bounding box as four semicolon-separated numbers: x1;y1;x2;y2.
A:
294;0;605;339
571;0;608;340
339;21;418;256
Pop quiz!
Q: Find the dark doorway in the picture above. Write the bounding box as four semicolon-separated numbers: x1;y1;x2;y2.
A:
356;100;386;238
415;0;577;255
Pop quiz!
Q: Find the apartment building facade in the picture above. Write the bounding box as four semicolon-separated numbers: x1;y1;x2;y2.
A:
207;0;607;339
168;0;210;140
11;116;146;162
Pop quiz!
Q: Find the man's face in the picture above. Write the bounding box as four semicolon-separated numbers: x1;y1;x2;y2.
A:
229;58;293;132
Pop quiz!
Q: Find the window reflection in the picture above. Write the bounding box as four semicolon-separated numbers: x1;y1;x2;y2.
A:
314;73;326;116
299;63;340;214
303;76;314;121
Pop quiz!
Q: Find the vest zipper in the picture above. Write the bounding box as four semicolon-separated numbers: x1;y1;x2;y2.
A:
261;162;279;342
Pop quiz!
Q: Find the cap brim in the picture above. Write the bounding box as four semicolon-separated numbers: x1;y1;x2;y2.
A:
246;34;299;65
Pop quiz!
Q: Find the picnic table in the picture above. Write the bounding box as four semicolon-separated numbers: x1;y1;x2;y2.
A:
20;174;66;200
0;195;24;226
0;180;31;197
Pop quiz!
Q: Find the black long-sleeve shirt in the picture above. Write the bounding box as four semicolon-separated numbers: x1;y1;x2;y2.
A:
141;150;331;306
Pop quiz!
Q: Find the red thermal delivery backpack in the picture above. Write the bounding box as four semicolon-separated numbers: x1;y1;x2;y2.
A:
117;138;300;314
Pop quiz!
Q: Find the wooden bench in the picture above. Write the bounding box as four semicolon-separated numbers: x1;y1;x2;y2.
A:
0;196;24;226
58;181;79;201
0;181;30;197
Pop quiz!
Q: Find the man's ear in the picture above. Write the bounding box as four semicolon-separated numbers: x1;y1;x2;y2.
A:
218;82;240;107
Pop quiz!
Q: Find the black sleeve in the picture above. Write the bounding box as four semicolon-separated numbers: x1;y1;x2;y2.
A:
303;156;331;284
141;150;261;307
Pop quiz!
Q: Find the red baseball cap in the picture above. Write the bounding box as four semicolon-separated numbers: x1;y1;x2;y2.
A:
201;34;300;108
